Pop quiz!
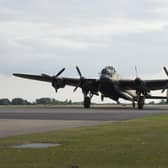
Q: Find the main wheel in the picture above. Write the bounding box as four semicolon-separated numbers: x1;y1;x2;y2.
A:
84;97;91;108
132;101;136;109
137;96;144;109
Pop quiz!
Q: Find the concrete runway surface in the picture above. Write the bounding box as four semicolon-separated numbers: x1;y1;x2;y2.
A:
0;105;168;137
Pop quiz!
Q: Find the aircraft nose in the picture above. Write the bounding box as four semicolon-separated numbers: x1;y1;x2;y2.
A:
100;74;110;80
100;75;113;87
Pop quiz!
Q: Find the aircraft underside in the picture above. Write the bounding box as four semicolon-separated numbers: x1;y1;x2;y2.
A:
83;91;145;109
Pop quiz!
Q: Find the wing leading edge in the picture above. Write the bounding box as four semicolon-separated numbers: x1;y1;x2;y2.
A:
119;79;168;91
13;73;99;92
13;73;53;82
13;73;168;92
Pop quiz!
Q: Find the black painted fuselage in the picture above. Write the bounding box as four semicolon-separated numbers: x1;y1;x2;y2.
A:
99;66;134;102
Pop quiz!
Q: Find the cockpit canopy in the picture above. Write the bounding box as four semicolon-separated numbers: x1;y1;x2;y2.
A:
101;66;116;77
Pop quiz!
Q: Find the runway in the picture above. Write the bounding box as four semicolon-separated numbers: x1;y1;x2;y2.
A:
0;106;168;121
0;105;168;137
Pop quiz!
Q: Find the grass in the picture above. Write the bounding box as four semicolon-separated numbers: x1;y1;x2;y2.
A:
0;115;168;167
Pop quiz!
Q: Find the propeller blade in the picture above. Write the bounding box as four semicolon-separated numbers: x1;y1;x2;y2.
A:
73;66;85;93
135;65;138;78
76;66;82;78
161;83;168;93
163;66;168;76
55;68;65;78
162;66;168;93
161;88;165;93
73;86;79;92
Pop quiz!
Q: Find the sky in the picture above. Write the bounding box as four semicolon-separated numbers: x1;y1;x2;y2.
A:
0;0;168;103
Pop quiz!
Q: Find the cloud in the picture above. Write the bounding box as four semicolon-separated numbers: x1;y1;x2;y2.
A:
0;19;167;56
1;0;168;53
0;0;168;101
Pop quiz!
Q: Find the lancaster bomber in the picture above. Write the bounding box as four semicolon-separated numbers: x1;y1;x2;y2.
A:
13;66;168;109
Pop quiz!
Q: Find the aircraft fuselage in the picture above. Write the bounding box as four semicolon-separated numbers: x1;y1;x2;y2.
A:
99;66;135;102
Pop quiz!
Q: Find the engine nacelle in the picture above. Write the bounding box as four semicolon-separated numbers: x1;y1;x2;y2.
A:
134;77;150;95
52;78;65;92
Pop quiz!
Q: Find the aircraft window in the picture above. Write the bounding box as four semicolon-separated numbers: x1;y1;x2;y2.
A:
101;67;116;77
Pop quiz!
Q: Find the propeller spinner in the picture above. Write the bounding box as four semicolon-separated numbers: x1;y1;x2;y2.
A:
51;68;66;92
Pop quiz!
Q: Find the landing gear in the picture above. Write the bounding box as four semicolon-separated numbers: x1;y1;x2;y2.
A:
132;100;136;109
166;89;168;104
137;96;145;109
84;96;91;108
101;94;104;101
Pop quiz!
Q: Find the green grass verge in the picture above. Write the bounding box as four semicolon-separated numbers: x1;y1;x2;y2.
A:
0;115;168;168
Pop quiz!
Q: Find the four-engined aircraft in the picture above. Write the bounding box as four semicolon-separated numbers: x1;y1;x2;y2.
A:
13;66;168;109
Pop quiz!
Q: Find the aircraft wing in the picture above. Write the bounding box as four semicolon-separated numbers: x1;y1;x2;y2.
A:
13;73;99;93
119;79;168;91
13;73;53;82
145;95;168;99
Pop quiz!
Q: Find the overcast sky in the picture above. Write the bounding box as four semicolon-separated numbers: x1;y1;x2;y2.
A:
1;0;168;102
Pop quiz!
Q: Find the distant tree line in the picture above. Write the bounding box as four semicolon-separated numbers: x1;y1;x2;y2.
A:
0;98;167;105
35;98;73;105
0;98;30;105
0;98;81;105
158;99;168;104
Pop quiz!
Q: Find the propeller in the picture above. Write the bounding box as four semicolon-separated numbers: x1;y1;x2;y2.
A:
135;65;138;78
76;66;82;78
55;68;65;78
161;66;168;93
73;66;85;92
134;66;142;92
163;66;168;77
134;66;149;96
51;68;66;92
41;68;65;79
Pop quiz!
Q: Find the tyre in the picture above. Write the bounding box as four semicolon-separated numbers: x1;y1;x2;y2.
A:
84;97;91;108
